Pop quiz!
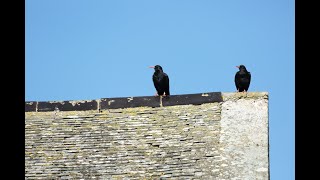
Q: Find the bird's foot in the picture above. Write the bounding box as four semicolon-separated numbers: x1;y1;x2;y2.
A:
242;90;248;96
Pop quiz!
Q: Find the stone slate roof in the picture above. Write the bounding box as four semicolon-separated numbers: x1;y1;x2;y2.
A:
25;92;269;179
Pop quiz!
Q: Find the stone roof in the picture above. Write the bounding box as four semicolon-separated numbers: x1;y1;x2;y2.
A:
25;92;269;179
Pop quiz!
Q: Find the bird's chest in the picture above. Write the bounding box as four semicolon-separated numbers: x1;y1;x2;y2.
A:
238;73;248;79
156;77;164;82
153;74;164;82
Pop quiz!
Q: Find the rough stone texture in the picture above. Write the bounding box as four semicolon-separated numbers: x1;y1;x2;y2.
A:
220;92;269;180
37;100;98;112
25;101;37;112
25;92;269;179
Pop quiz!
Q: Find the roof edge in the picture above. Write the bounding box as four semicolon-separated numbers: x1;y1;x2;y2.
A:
25;92;268;112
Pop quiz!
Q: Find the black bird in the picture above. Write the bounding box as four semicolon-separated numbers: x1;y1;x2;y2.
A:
149;65;170;96
235;65;251;92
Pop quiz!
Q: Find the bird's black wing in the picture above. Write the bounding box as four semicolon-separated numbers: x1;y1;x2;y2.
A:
163;73;170;95
247;72;251;87
235;72;241;90
153;75;160;94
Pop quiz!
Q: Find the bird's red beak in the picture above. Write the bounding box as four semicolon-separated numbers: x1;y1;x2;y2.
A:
149;66;155;68
236;66;240;68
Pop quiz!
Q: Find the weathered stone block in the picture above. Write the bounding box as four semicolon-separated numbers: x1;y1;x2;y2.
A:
162;92;223;106
100;96;160;109
37;100;98;111
25;101;37;112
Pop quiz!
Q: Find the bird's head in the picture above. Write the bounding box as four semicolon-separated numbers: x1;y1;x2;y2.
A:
236;65;247;71
149;65;163;72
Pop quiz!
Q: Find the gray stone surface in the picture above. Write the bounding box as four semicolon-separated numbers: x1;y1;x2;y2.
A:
25;92;269;179
220;97;269;179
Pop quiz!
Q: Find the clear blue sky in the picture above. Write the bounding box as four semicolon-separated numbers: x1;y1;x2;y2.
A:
26;0;294;179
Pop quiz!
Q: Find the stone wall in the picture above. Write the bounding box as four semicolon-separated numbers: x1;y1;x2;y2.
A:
25;92;269;179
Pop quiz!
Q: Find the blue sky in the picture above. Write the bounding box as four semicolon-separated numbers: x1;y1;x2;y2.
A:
26;0;294;179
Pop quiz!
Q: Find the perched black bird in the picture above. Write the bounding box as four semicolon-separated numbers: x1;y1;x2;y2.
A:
149;65;170;96
235;65;251;92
